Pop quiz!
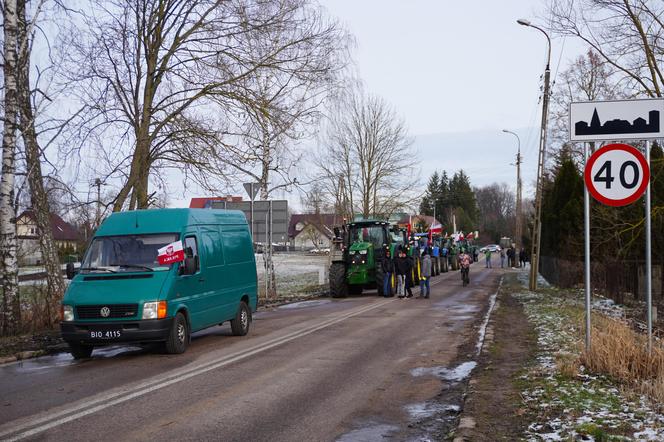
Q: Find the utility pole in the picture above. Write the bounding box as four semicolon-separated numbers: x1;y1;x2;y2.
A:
502;130;522;265
517;19;551;291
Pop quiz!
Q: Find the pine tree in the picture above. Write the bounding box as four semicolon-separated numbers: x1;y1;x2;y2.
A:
449;170;478;226
436;171;450;228
419;171;440;215
540;154;584;259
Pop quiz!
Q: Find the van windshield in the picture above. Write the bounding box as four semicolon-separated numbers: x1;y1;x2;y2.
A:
81;233;179;273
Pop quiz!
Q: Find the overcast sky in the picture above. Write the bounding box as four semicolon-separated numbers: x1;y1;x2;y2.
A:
175;0;587;208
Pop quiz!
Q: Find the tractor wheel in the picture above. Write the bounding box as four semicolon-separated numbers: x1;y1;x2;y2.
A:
329;262;348;298
376;266;386;296
349;284;363;295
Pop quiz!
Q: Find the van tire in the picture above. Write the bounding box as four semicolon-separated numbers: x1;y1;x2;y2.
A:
165;312;189;354
68;342;93;359
231;301;251;336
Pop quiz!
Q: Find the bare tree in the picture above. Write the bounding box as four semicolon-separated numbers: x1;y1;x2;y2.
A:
16;0;65;327
549;0;664;97
475;183;515;243
60;0;348;211
300;181;331;215
549;50;623;153
317;86;418;220
1;0;21;335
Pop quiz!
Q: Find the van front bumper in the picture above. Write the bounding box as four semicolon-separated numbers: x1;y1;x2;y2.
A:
60;318;173;345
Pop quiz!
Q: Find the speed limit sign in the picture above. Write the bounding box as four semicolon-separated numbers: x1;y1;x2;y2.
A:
584;143;650;207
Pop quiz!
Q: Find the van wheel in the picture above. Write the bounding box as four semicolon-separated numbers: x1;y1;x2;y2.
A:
165;312;189;354
68;342;93;359
231;301;251;336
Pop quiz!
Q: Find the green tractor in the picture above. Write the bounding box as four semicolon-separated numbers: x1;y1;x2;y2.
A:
329;220;402;298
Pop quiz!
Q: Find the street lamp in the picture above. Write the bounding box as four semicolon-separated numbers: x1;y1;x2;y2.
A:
517;18;552;291
502;129;522;266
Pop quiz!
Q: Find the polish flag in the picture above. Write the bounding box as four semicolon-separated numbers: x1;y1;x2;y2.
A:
158;240;185;265
429;221;443;235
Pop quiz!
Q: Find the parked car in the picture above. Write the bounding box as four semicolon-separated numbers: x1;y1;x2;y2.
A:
61;208;257;358
479;244;501;253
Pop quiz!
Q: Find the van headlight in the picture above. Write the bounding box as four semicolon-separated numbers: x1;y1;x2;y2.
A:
142;301;167;319
62;305;74;322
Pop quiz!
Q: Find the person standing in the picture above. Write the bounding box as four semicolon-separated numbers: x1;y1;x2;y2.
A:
419;250;431;298
395;249;408;298
485;248;492;268
459;249;472;285
381;248;394;297
519;248;527;268
405;250;415;298
500;247;506;268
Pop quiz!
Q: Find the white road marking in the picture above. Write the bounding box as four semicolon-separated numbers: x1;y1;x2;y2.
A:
1;299;393;441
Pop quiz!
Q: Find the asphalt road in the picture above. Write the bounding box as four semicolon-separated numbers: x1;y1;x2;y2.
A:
0;259;503;441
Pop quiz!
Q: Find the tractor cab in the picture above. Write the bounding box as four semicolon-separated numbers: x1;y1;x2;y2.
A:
329;220;392;297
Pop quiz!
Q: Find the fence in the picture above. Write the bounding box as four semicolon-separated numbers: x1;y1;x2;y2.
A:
540;256;663;305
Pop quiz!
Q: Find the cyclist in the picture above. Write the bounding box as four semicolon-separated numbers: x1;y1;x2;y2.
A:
459;248;472;286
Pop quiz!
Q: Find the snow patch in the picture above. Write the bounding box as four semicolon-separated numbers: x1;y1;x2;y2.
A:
411;361;477;382
476;277;501;355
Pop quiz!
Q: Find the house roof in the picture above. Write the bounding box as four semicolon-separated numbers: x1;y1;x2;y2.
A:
189;196;243;208
289;213;338;239
18;210;80;241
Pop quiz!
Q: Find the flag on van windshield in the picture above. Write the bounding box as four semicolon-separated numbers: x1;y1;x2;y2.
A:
157;240;185;265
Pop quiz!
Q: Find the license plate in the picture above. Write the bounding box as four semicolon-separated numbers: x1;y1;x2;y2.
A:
89;329;122;339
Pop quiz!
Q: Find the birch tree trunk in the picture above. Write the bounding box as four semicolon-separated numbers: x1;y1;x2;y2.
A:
16;0;65;327
1;0;21;335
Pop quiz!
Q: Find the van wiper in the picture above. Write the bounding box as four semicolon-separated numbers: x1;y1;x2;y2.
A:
110;264;154;272
80;267;117;273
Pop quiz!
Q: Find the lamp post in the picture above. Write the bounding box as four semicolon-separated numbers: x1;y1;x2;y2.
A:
517;18;551;291
502;129;522;265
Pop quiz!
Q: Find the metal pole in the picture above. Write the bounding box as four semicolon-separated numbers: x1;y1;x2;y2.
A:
250;183;255;242
265;211;269;300
584;142;591;353
503;130;522;263
646;140;652;353
529;62;551;291
516;146;522;267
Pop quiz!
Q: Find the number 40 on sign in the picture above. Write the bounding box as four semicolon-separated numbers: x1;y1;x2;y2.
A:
584;143;650;207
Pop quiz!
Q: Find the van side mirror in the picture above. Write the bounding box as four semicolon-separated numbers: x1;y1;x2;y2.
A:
66;262;76;280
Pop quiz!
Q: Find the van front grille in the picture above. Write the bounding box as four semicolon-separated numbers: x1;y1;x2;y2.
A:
76;304;138;319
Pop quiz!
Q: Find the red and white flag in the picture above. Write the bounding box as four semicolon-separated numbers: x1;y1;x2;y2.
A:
429;221;443;235
157;240;185;265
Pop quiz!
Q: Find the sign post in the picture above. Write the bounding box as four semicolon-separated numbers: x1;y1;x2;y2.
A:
646;141;653;352
243;182;260;242
571;98;660;353
584;142;591;352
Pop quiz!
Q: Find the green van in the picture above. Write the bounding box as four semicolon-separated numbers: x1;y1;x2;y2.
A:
60;208;257;359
